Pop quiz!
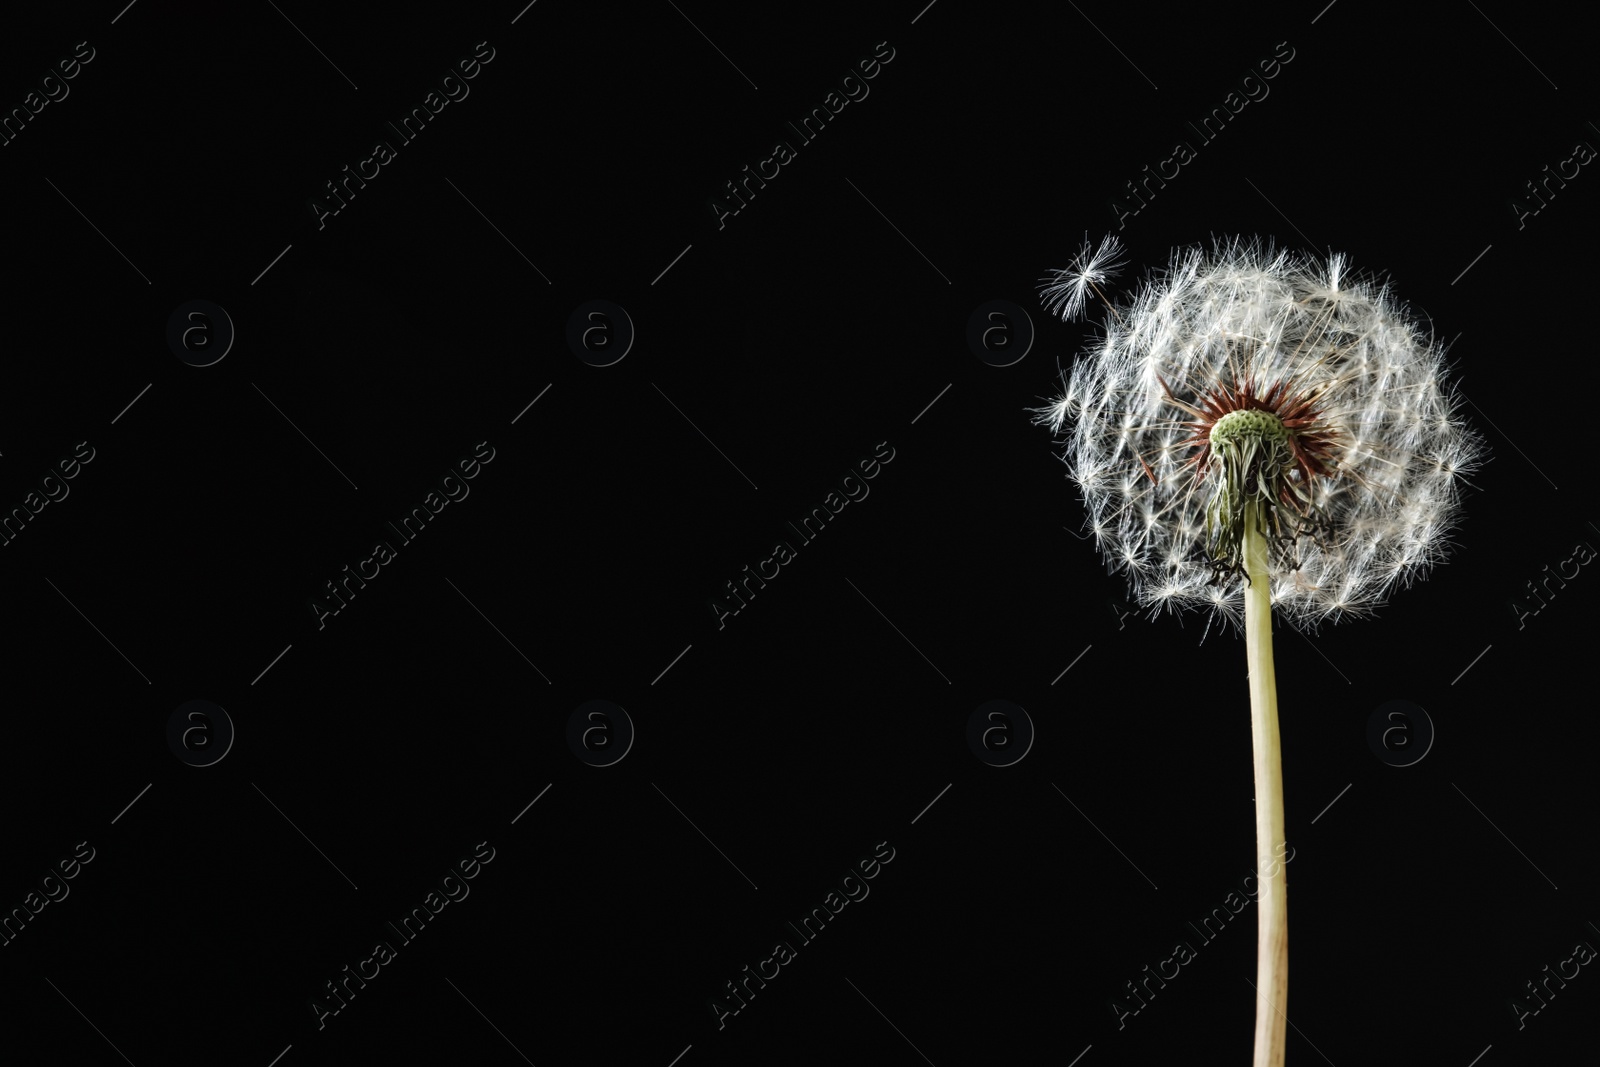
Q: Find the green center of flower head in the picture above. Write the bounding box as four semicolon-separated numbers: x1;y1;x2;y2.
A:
1205;409;1294;580
1209;408;1289;451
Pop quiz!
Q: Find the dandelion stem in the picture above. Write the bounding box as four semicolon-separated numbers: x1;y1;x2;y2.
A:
1244;498;1288;1067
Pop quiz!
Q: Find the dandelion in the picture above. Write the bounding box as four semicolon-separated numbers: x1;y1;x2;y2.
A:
1039;233;1128;322
1031;236;1487;1067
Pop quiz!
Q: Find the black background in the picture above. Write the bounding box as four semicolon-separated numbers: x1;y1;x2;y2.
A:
1;2;1597;1065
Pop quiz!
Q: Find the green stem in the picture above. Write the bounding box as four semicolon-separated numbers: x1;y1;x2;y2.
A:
1245;499;1288;1067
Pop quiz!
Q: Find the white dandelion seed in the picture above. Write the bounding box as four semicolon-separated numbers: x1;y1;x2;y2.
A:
1030;235;1488;1067
1039;233;1128;322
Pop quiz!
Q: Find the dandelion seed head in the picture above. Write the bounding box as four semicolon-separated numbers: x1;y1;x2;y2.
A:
1030;236;1490;634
